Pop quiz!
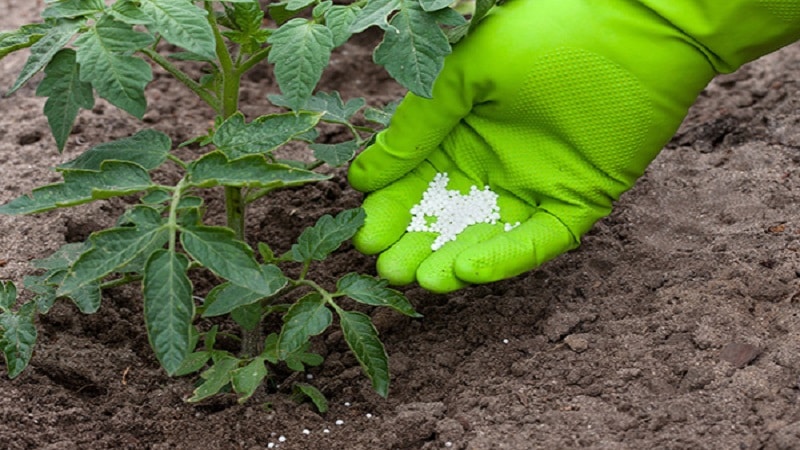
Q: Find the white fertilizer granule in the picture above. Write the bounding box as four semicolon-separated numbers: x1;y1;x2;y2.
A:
408;173;518;251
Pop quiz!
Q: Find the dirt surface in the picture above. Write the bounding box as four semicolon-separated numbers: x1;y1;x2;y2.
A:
2;2;800;449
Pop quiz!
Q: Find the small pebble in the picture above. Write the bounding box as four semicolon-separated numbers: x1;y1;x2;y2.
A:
306;374;313;380
335;420;344;426
278;436;286;443
564;334;589;353
720;342;761;368
344;402;351;407
365;413;372;418
302;429;310;435
503;339;509;344
323;429;331;434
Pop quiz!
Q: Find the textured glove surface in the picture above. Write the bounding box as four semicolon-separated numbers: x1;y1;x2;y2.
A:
348;0;800;293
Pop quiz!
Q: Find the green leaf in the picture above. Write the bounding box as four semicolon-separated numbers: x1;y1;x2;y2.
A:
59;129;172;171
58;208;167;295
267;3;298;26
290;208;365;262
324;4;360;47
470;0;497;32
231;302;262;331
189;151;329;190
231;357;268;403
0;302;38;379
420;0;453;11
337;273;421;317
374;3;453;98
337;309;389;398
74;16;154;118
23;274;58;314
188;355;239;402
0;281;17;311
221;0;267;53
283;342;323;371
202;265;288;317
310;140;358;167
364;100;399;127
277;293;331;358
0;161;155;215
7;20;82;95
0;23;50;59
174;350;211;377
287;0;315;10
137;0;216;60
267;18;334;111
31;242;87;271
212;112;322;159
110;0;152;25
143;249;194;375
292;382;329;412
349;0;401;32
70;282;102;314
42;0;106;19
35;49;95;152
180;225;266;294
270;91;365;124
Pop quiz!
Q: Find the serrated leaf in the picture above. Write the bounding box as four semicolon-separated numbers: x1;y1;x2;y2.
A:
31;242;87;271
71;282;102;314
311;140;358;167
202;265;288;317
349;0;401;32
292;382;328;412
312;1;332;19
337;273;420;317
290;208;365;262
231;302;262;331
138;0;216;60
0;302;38;379
364;100;400;127
189;151;329;190
337;309;389;397
267;18;334;111
143;249;194;375
267;3;298;26
270;91;365;124
0;161;155;215
7;20;82;95
110;0;152;25
42;0;106;19
212;112;322;159
283;342;323;371
58;208;167;295
180;225;265;294
231;357;268;403
174;350;211;377
74;16;154;118
23;275;58;314
188;355;239;402
0;23;50;59
374;2;455;98
59;129;172;171
277;293;331;358
324;4;359;47
35;49;95;152
0;281;17;311
471;0;497;32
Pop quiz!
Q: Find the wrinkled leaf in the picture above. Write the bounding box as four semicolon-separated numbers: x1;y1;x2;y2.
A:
267;18;334;111
74;16;154;118
270;91;365;124
0;302;38;379
8;20;82;95
212;112;321;159
60;129;171;171
231;357;268;403
337;273;420;317
189;151;329;189
174;350;211;377
36;49;95;152
0;23;50;59
180;225;266;294
325;4;360;47
338;309;389;397
0;281;17;311
364;100;400;127
290;208;365;262
42;0;106;19
277;293;331;358
0;161;155;215
349;0;401;32
138;0;216;60
202;265;288;317
144;249;194;375
188;355;239;402
311;140;358;167
420;0;452;11
374;3;453;98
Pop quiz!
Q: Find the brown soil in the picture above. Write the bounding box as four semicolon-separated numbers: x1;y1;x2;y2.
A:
1;2;799;449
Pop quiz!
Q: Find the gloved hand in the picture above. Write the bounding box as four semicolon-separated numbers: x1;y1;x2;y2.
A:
348;0;800;293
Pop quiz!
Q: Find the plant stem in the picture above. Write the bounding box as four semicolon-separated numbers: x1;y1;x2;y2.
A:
139;47;221;112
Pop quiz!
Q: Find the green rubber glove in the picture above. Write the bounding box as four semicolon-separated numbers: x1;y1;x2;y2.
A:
348;0;800;293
